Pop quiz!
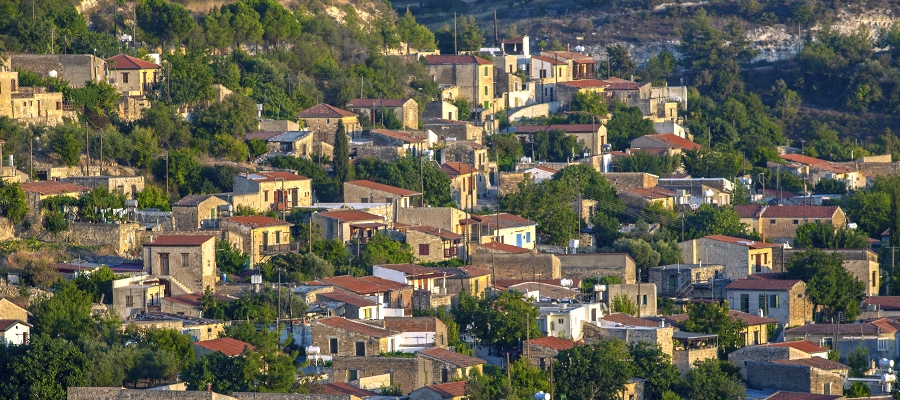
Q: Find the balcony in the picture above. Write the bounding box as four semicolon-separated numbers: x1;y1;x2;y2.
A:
260;242;302;255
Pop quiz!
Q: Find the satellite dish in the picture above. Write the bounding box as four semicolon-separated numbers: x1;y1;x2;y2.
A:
48;70;58;77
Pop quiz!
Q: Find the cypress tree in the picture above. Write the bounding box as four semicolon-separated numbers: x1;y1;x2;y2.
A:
332;120;353;197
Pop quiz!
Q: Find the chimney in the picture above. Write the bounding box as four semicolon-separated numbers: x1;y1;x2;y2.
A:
206;383;212;392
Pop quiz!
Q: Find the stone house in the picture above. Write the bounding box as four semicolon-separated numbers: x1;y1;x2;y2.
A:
422;119;481;143
629;134;701;156
590;313;675;358
171;194;229;231
440;162;479;208
556;253;637;284
522;336;575;370
469;252;561;280
233;171;313;213
658;177;734;208
160;292;237;318
618;187;677;210
317;291;379;320
106;54;159;97
784;248;878;296
0;67;72;126
418;347;485;386
530;51;596;104
312;316;400;357
514;124;608;156
598;283;657;317
9;54;107;87
440;141;490;171
784;319;900;362
347;98;419;130
666;310;776;346
409;381;467;400
377;316;449;350
21;180;90;226
735;205;847;243
143;234;217;294
295;103;361;144
372;264;450;295
536;302;605;340
422;101;458;121
128;312;227;342
193;337;255;358
251;130;314;158
649;263;725;298
745;358;849;396
729;340;831;379
311;210;388;244
0;298;28;322
331;355;418;394
438;266;492;299
405;225;464;263
726;278;813;329
395;207;468;234
369;129;427;156
61;175;144;199
863;296;900;318
679;235;782;280
319;275;414;313
424;55;494;109
672;331;720;376
472;241;532;255
112;275;166;320
343;180;421;207
779;153;863;191
763;392;845;400
0;319;30;345
601;172;659;191
479;213;538;249
220;215;292;266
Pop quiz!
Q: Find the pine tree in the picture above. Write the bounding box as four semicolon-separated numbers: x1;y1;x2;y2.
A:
332;120;353;197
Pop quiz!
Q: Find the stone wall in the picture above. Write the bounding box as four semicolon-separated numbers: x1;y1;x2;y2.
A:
233;394;355;400
470;253;560;279
499;172;527;195
48;222;145;256
728;346;808;379
406;229;448;263
61;176;145;199
680;238;763;280
0;298;27;321
67;387;236;400
745;362;843;395
583;323;675;359
332;356;420;395
601;172;659;192
354;145;405;162
311;322;390;357
836;161;900;180
764;212;845;242
673;347;718;376
395;207;466;231
785;248;878;296
604;283;658;317
557;253;636;284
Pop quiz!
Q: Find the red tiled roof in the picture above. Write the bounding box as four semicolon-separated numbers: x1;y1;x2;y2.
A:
316;316;397;338
780;154;856;174
161;292;236;308
346;98;412;108
558;79;608;89
106;54;160;70
526;336;576;351
559;78;647;90
383;317;444;333
318;210;385;222
728;309;777;326
765;391;842;400
864;296;900;311
296;103;357;118
193;337;255;357
482;213;536;229
235;171;310;182
620;187;676;200
0;319;29;331
760;206;840;219
515;124;603;134
346;180;421;196
320;275;409;295
703;235;781;249
21;181;90;195
440;162;476;178
375;263;441;276
439;266;492;279
638;134;701;151
601;313;658;327
494;279;577;289
532;55;568;65
144;235;215;247
407;225;463;241
224;215;291;228
371;129;426;143
734;204;765;218
762;188;798;199
766;340;830;354
418;347;485;367
425;55;492;65
785;319;900;335
477;241;531;254
770;357;849;370
173;194;218;206
424;381;468;398
726;279;802;291
316;382;380;397
317;291;376;308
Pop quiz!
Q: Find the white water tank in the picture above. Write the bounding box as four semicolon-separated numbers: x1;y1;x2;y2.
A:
306;346;321;355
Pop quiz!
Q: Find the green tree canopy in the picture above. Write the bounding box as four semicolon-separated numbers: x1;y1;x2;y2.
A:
794;222;869;249
682;359;746;400
784;249;865;321
681;301;746;353
554;338;635;400
361;232;415;266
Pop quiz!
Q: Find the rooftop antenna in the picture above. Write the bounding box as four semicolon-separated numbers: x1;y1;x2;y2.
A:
494;10;499;47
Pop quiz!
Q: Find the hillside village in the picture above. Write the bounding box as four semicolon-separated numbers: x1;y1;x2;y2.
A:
5;0;900;399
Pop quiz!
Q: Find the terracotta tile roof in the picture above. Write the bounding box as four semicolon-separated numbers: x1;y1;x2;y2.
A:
224;215;291;228
418;347;485;367
558;79;608;89
559;78;647;90
526;336;576;351
245;131;284;141
638;134;701;151
235;171;310;182
423;381;468;398
161;292;236;307
765;340;830;354
425;55;492;65
760;206;840;219
440;162;476;178
762;188;798;199
501;36;527;44
318;210;385;222
780;154;856;174
703;235;781;249
601;313;658;327
106;54;160;69
770;357;849;371
316;316;397;338
193;337;255;356
371;129;425;143
347;98;412;108
317;291;376;308
494;279;578;289
21;181;90;195
446;141;485;150
532;55;568;65
542;51;595;61
440;266;492;278
620;187;676;200
864;296;900;311
515;124;603;134
345;180;421;196
320;275;409;295
383;317;444;332
316;382;379;397
0;319;30;331
173;194;217;206
482;213;536;229
407;225;463;241
726;279;802;291
728;309;777;326
296;103;357;118
735;204;766;218
375;263;439;276
144;234;215;247
784;319;900;335
765;391;843;400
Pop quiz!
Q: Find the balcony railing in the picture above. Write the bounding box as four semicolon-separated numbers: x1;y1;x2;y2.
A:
260;242;302;255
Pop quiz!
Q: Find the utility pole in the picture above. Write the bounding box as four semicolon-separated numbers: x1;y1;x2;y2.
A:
165;150;169;196
454;13;458;55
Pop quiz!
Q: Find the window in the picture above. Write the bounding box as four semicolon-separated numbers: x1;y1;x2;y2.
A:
355;342;365;356
525;232;531;243
264;190;269;202
474;280;479;293
558;318;564;324
347;370;358;382
159;253;169;275
181;253;189;268
329;338;338;354
793;220;799;224
824;382;832;395
484;101;490;108
740;294;750;313
758;294;766;314
821;337;834;349
641;294;648;305
484;86;488;96
275;231;281;244
419;244;430;256
539;358;546;370
364;308;371;319
122;72;129;83
769;294;779;308
879;338;890;351
484;66;488;77
874;271;878;288
441;368;449;383
125;295;134;307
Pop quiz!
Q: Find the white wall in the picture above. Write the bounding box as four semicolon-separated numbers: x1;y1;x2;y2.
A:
372;266;408;285
497;226;537;249
1;322;29;345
